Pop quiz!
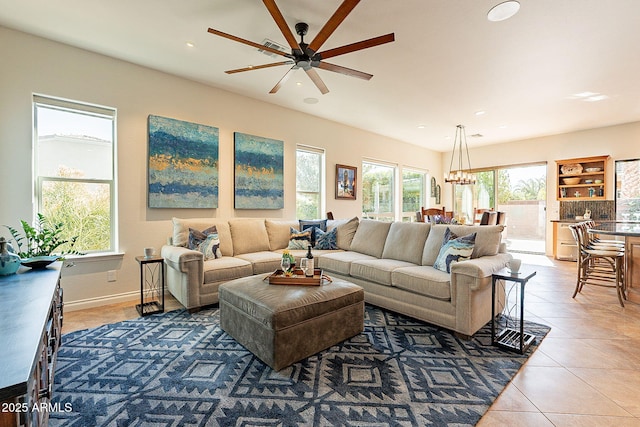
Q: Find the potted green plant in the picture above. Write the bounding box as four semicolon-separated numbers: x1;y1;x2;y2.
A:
4;213;82;269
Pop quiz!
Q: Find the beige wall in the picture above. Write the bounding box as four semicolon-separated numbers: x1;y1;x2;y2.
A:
441;122;640;255
0;26;441;308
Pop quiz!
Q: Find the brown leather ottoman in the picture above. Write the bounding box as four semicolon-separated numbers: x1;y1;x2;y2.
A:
219;274;364;371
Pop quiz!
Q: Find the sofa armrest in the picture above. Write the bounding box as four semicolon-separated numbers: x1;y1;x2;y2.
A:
161;245;203;273
451;253;511;337
450;253;512;281
161;245;205;309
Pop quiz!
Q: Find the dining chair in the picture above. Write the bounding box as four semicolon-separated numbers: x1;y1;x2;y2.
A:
480;211;498;225
496;211;507;225
473;208;491;225
421;207;445;222
569;222;626;307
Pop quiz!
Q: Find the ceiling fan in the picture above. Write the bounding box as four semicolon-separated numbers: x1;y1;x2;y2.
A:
207;0;395;95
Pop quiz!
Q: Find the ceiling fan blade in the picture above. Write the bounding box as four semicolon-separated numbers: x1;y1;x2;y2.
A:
269;66;298;94
308;0;360;53
317;33;395;60
226;61;294;74
262;0;301;52
207;28;292;58
316;61;372;80
305;67;329;94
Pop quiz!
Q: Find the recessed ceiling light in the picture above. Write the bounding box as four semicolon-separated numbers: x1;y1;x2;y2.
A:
296;82;303;86
186;41;195;48
569;92;609;102
303;97;319;104
475;110;486;116
571;91;598;98
499;124;508;129
585;95;609;102
488;1;520;22
417;124;426;129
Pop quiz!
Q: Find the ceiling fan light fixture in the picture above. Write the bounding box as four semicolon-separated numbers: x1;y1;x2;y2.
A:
487;1;520;22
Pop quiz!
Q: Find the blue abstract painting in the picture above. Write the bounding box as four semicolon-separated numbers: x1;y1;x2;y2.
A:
234;132;284;209
148;115;219;208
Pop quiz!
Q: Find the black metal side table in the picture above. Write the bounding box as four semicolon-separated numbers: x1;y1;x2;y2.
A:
491;268;537;354
135;255;165;316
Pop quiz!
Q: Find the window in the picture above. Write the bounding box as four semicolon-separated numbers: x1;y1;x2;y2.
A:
296;146;324;219
34;95;116;253
616;158;640;221
362;161;396;222
402;168;426;222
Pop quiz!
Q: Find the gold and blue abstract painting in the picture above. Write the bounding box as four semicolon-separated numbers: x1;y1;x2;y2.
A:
148;115;218;208
234;132;284;209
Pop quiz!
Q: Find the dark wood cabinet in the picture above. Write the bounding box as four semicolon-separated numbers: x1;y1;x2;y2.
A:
0;264;63;427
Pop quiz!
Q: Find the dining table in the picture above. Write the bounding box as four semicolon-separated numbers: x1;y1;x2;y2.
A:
588;222;640;289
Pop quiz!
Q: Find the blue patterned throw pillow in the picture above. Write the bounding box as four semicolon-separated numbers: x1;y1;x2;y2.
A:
299;219;327;246
188;226;222;260
313;227;338;250
288;227;312;250
433;228;476;273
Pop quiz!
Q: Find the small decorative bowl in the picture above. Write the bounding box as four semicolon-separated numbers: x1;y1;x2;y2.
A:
584;180;593;184
585;167;601;173
562;177;581;185
594;179;603;184
20;255;60;269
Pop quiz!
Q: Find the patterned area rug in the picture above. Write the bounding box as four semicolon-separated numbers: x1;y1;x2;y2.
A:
50;305;549;426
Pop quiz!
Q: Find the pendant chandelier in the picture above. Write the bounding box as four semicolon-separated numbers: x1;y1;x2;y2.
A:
444;125;477;185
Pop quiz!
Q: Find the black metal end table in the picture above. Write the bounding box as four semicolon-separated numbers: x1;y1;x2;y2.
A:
491;268;537;354
135;255;165;316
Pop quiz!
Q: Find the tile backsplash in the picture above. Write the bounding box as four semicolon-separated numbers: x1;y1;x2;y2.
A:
559;200;614;220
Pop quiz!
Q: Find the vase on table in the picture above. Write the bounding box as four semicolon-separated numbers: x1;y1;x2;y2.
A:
0;237;21;276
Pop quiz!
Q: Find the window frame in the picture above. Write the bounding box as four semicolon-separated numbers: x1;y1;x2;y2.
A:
401;167;428;222
295;144;325;220
33;94;118;254
362;159;397;222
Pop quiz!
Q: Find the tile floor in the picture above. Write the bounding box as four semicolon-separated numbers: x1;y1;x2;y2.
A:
62;255;640;426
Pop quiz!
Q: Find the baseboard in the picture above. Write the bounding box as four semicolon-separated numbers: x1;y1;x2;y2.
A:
64;290;140;311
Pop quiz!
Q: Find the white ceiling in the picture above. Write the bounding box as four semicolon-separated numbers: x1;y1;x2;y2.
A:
2;0;640;152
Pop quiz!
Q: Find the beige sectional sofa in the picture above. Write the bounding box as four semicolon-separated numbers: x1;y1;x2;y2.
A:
162;217;510;337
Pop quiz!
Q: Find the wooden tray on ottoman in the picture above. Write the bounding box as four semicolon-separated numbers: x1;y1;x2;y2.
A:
268;268;328;286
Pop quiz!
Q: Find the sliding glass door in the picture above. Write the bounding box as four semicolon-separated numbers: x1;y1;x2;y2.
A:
454;163;546;254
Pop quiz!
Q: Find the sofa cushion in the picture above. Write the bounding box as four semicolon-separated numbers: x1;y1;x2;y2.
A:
314;227;338;250
350;258;416;286
287;228;312;250
229;219;271;255
202;257;253;284
422;224;503;266
433;228;476;273
327;216;359;250
188;226;222;260
381;222;430;264
392;266;452;300
265;220;300;250
235;251;283;275
172;217;233;256
318;251;377;275
349;219;391;258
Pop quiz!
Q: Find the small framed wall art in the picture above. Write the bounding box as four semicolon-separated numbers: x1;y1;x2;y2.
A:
336;164;357;200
